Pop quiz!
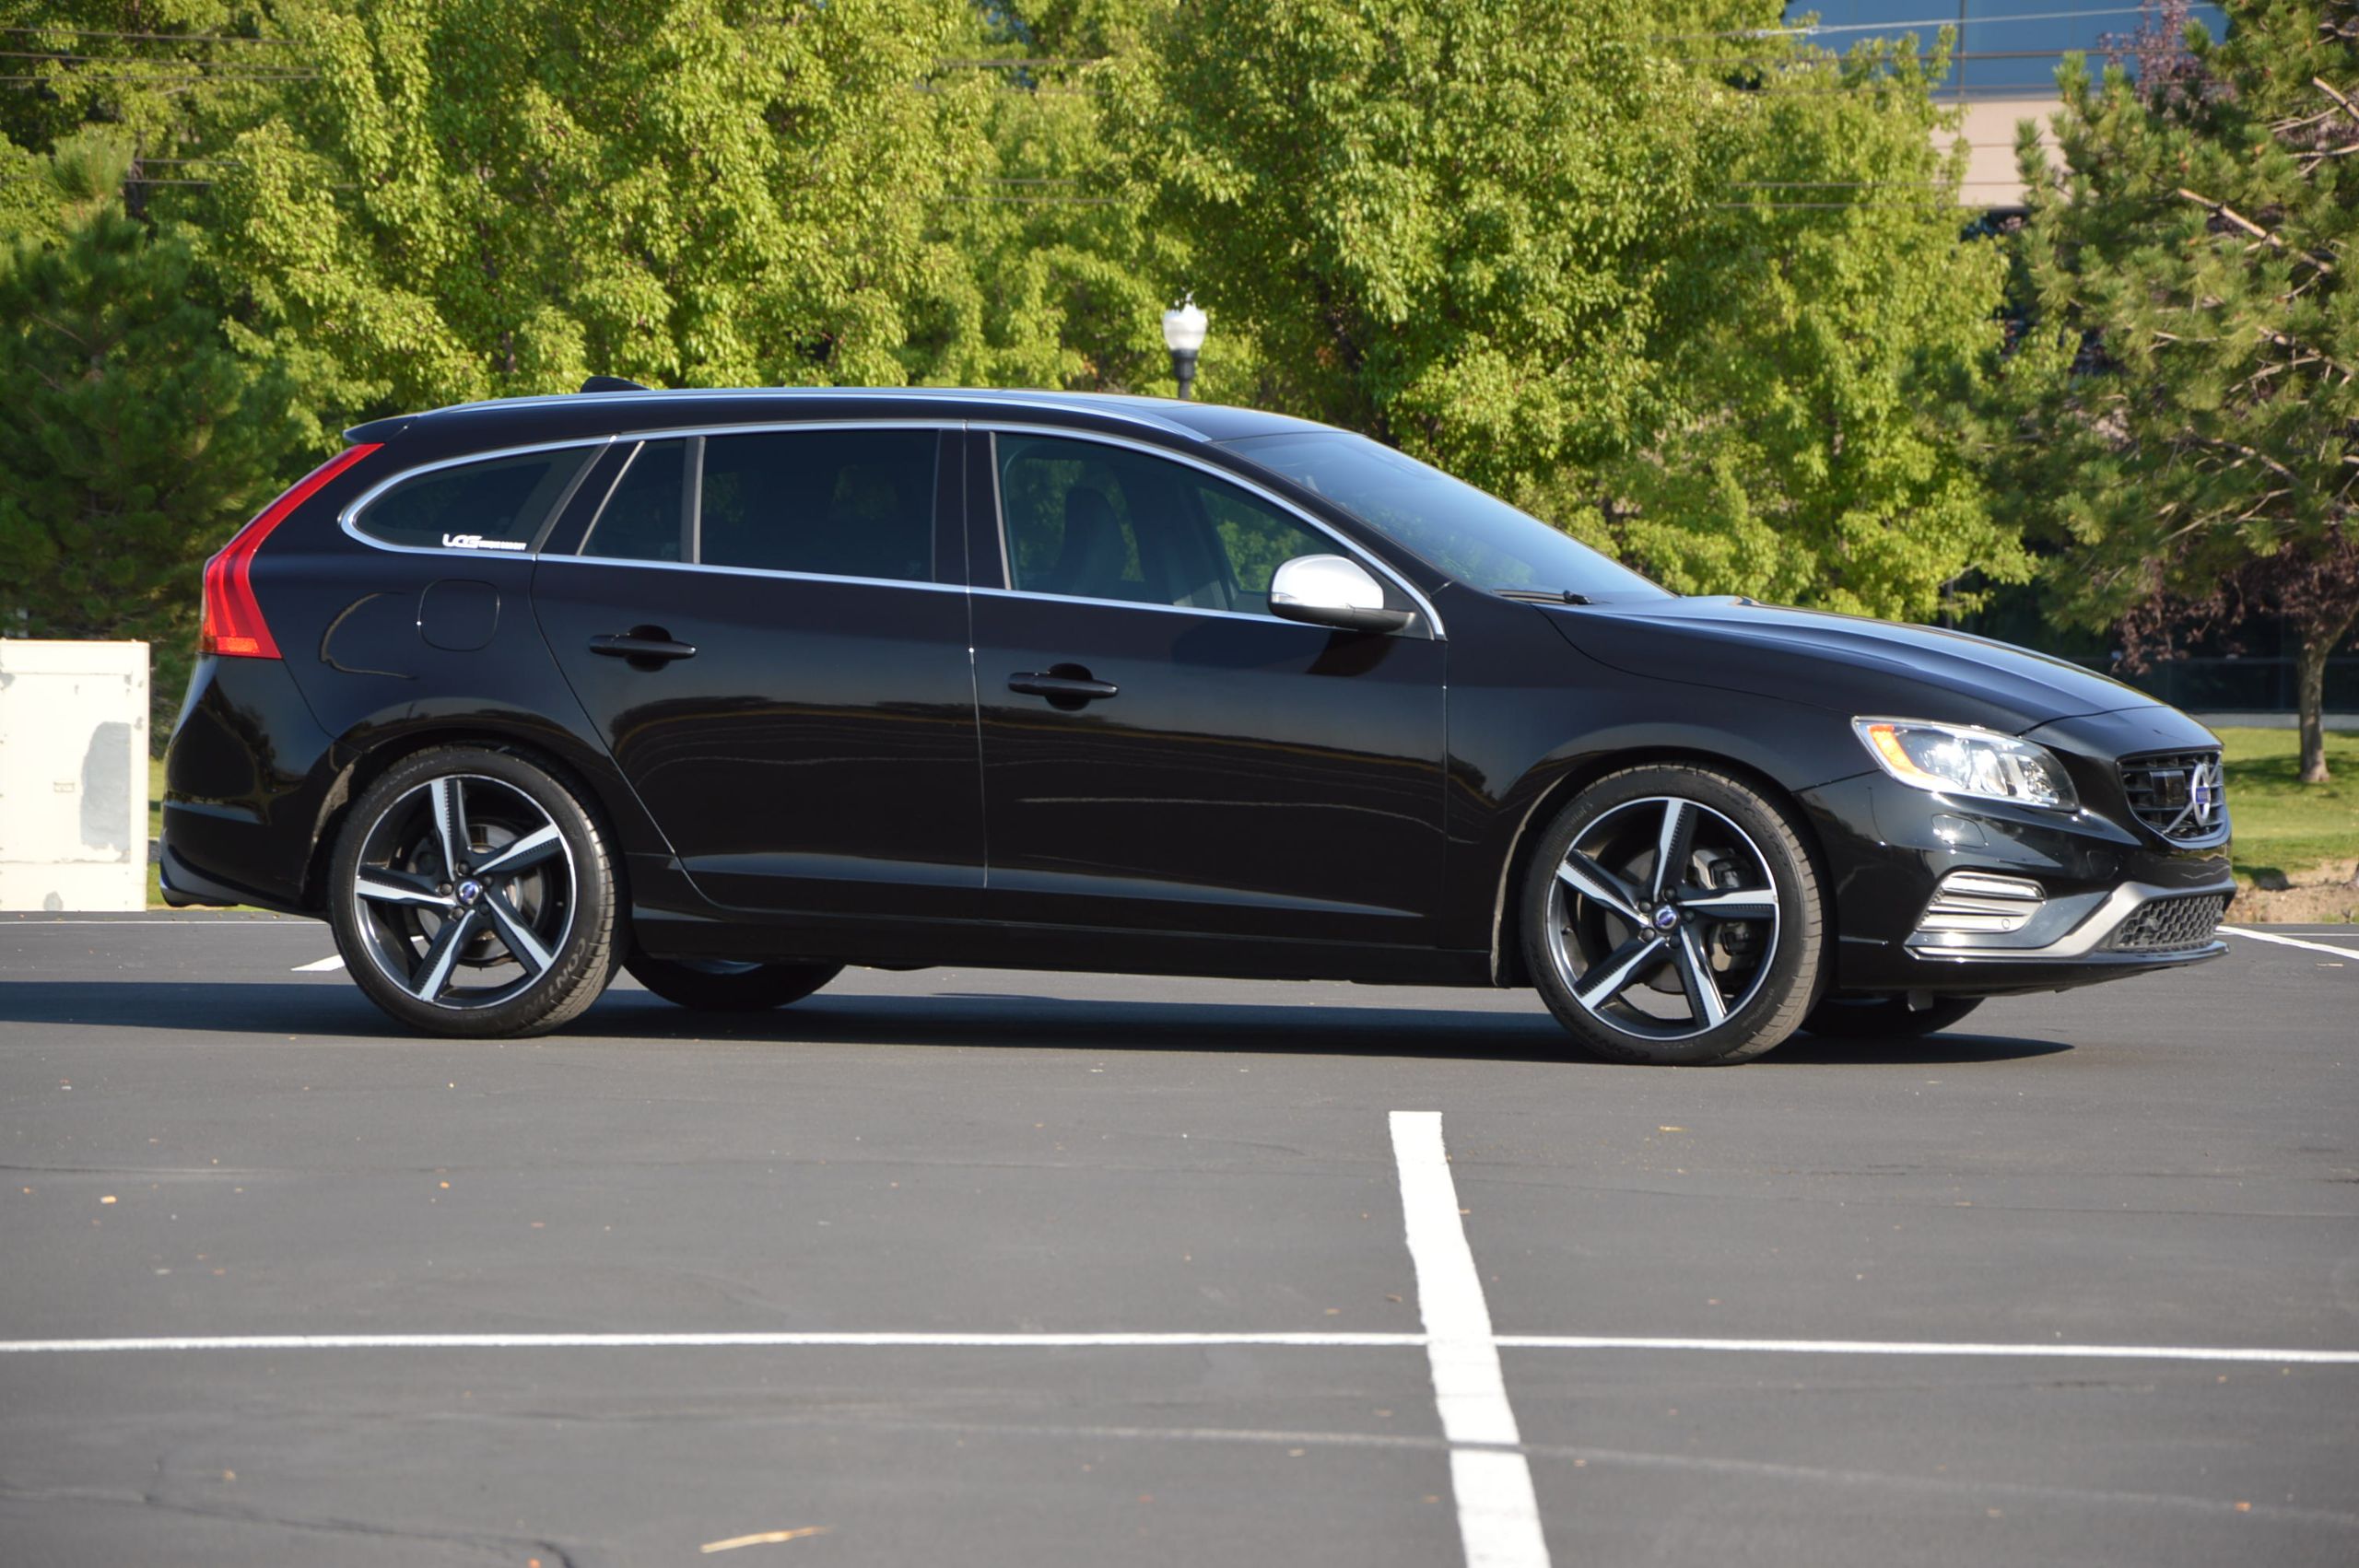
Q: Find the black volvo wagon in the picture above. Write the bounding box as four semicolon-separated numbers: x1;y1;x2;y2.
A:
161;385;2233;1063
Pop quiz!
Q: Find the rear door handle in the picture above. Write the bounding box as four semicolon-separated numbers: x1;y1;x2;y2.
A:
589;629;697;666
1008;668;1118;706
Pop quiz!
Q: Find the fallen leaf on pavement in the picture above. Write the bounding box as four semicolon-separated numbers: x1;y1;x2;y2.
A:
701;1527;832;1553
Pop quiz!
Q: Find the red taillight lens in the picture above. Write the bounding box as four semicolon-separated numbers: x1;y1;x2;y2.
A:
201;442;381;659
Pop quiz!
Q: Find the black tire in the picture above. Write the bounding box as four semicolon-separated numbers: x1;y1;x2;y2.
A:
626;954;841;1012
328;745;623;1038
1520;764;1825;1066
1802;994;1984;1039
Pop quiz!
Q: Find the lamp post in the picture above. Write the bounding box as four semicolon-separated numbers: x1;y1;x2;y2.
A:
1161;293;1207;401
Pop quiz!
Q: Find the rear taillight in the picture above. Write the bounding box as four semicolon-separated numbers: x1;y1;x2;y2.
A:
201;443;381;658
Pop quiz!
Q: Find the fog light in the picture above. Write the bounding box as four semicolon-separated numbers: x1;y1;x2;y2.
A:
1916;872;2045;935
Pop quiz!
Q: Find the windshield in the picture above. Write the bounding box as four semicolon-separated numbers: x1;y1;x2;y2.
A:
1221;431;1670;602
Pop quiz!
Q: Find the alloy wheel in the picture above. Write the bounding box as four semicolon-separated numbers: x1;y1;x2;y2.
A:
347;773;578;1010
1544;794;1782;1041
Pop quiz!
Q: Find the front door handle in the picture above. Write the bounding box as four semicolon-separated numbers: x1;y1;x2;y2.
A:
590;628;698;669
1008;666;1118;708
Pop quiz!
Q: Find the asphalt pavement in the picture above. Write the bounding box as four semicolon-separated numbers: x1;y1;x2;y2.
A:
1;912;2354;1567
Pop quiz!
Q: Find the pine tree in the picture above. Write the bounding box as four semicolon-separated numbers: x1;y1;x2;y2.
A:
2001;0;2359;782
0;135;307;729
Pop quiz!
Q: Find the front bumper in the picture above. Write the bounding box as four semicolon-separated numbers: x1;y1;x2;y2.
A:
1800;772;2234;998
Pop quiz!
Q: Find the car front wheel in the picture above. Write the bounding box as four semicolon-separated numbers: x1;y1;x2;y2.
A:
1521;764;1825;1065
328;746;622;1038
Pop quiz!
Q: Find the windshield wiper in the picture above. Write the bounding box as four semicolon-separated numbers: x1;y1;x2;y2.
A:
1490;587;1592;605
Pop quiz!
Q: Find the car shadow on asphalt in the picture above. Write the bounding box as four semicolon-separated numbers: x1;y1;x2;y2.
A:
0;980;2074;1065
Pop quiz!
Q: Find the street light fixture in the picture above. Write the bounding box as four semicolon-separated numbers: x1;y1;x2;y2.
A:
1161;293;1207;401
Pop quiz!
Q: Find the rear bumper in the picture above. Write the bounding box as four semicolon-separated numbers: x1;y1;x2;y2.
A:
158;656;343;916
1802;773;2234;998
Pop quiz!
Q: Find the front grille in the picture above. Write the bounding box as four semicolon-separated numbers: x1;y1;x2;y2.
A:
2105;894;2228;952
2118;750;2227;841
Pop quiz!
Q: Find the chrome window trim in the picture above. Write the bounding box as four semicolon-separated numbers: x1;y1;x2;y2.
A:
534;552;968;598
433;388;1213;443
337;436;615;559
970;421;1448;639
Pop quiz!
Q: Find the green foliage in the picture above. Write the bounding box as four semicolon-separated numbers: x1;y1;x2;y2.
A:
1589;37;2025;622
0;167;307;729
209;0;994;418
1999;1;2359;776
899;3;1182;392
0;0;285;159
1111;1;2020;623
1109;0;1723;494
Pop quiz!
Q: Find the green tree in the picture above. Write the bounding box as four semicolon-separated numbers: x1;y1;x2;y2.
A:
2001;0;2359;781
899;1;1185;392
1109;0;1725;498
1585;34;2024;622
0;135;307;730
1110;2;2024;623
209;0;994;420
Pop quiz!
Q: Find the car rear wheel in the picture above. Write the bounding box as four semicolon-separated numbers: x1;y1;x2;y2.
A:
328;746;622;1037
1801;994;1984;1039
1521;764;1825;1065
625;954;841;1012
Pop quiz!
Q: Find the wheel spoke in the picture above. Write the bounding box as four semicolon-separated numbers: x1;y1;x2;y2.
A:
1557;852;1643;923
1672;926;1728;1029
1575;933;1670;1011
410;909;479;1002
1650;800;1696;902
354;869;453;911
1680;886;1778;921
477;887;554;977
429;777;471;874
472;823;561;878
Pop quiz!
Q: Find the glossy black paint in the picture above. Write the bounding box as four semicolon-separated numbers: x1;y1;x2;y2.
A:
162;386;2231;1003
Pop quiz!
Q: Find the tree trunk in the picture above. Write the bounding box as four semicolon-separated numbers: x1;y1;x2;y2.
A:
2295;635;2330;784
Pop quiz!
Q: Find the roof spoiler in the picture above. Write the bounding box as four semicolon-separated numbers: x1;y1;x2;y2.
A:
342;415;414;446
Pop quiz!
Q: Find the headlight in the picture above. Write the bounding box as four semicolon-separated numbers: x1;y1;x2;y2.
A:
1852;719;2078;812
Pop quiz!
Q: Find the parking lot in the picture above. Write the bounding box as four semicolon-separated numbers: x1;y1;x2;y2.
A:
2;912;2355;1567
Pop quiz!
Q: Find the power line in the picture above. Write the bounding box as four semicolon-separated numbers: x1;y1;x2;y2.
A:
0;75;319;86
0;24;297;45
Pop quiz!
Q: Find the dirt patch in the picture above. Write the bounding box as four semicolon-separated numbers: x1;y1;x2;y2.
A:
2234;860;2359;925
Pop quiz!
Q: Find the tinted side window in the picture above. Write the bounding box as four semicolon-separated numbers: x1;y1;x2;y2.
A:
698;428;937;582
355;450;588;553
1191;475;1331;614
580;439;688;563
997;435;1332;614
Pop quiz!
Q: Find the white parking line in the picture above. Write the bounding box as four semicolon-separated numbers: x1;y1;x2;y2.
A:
292;954;346;972
2223;926;2359;959
1391;1110;1552;1568
1494;1335;2359;1364
4;1329;2350;1363
0;1331;1423;1353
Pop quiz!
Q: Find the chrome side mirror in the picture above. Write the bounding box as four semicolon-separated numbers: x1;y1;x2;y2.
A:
1267;555;1414;635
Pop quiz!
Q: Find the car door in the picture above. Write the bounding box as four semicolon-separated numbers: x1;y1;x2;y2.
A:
968;428;1448;945
532;423;983;916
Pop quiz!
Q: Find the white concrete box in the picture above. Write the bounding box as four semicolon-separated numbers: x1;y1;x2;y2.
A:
0;640;149;912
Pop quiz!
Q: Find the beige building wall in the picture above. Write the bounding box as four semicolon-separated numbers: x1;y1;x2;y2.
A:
1942;97;2061;207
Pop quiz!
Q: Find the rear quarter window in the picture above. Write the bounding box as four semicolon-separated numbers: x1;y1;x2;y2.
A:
352;449;591;554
